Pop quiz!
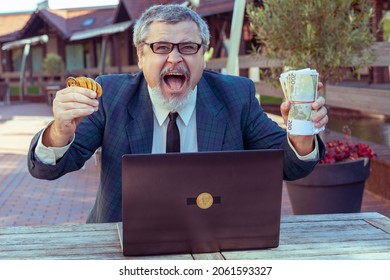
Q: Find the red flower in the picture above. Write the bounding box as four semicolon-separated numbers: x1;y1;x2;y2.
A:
320;140;376;164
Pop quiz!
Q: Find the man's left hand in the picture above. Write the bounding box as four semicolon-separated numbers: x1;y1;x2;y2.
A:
280;83;328;156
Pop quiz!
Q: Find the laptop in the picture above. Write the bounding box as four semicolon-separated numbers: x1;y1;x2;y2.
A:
118;149;284;256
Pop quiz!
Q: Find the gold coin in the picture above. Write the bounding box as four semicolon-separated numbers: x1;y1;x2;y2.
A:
196;192;213;209
65;77;78;87
76;77;88;88
96;82;103;98
66;76;102;98
84;77;93;90
87;78;97;92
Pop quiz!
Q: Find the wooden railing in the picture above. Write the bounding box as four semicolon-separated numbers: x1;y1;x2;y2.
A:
205;42;390;116
1;43;389;115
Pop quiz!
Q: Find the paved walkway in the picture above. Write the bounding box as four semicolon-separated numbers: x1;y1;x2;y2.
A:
0;102;99;226
0;102;389;227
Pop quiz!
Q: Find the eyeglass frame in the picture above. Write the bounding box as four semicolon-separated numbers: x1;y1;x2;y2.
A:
142;41;205;55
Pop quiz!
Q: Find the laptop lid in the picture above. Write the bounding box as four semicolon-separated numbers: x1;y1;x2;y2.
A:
120;149;284;256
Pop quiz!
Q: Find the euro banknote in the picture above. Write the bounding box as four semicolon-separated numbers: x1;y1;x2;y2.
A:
279;68;325;135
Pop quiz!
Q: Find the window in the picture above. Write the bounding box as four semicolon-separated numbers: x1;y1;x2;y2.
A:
82;18;95;27
32;46;44;72
11;48;23;72
65;44;84;72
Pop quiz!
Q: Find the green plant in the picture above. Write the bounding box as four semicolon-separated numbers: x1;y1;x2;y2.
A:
43;52;64;76
260;95;283;104
246;0;376;98
10;86;19;95
10;86;40;96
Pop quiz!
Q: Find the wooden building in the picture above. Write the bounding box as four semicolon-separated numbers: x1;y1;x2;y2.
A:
0;0;389;102
0;0;247;101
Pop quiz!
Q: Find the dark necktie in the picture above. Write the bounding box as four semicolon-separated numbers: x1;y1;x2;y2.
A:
166;112;180;153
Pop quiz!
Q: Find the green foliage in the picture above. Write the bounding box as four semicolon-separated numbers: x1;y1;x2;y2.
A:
382;12;390;41
10;86;40;95
43;52;64;75
204;47;214;62
27;86;40;95
10;86;19;95
260;95;283;105
247;0;376;90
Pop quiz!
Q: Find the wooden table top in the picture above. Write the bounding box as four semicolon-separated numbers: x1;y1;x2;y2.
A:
0;212;389;260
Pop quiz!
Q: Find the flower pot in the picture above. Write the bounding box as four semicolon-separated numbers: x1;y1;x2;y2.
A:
285;158;370;215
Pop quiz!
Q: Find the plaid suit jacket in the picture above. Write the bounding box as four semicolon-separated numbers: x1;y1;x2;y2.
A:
28;70;324;223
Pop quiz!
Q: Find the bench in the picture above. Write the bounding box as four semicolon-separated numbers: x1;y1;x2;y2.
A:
45;85;60;106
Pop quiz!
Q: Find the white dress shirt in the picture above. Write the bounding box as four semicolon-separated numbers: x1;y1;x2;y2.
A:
149;86;198;153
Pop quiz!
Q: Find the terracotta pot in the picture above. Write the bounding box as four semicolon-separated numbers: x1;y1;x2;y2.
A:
285;158;370;215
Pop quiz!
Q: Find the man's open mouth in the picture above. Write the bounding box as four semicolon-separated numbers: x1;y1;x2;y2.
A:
163;71;187;91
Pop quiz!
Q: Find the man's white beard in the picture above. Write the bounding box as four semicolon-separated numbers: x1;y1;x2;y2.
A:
150;86;194;112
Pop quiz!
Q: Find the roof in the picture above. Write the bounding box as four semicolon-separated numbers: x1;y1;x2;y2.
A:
113;0;236;23
0;13;32;43
196;0;235;17
20;8;116;40
1;34;48;51
70;20;132;41
0;0;238;44
114;0;180;22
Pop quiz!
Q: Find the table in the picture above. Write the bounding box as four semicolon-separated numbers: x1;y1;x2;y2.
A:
0;212;389;260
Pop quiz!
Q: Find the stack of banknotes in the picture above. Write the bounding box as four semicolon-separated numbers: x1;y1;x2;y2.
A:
279;68;325;135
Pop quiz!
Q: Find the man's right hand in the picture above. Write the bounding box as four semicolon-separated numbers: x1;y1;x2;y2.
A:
42;86;99;147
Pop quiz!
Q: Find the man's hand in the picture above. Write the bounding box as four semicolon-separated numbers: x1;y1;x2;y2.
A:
280;82;328;156
42;86;99;147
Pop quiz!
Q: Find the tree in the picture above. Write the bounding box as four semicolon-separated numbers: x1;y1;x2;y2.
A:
246;0;376;98
43;52;64;78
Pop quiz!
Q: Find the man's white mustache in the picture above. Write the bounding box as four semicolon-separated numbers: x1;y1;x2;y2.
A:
160;65;190;78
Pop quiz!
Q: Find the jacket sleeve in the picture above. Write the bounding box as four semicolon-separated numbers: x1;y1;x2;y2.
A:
242;79;325;181
27;129;81;180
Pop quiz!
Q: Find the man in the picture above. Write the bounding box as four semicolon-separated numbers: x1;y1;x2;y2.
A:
28;4;327;223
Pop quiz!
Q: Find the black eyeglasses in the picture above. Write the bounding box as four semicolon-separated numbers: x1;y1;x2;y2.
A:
143;41;203;55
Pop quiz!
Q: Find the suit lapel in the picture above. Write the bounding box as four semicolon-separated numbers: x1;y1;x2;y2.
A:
196;76;227;151
125;79;154;154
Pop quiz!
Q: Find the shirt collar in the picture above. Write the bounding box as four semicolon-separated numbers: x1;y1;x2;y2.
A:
148;86;197;126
